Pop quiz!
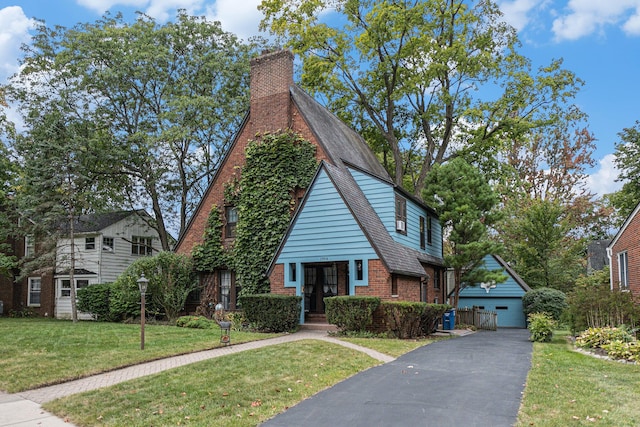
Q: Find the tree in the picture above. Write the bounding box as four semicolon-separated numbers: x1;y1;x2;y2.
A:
0;142;17;277
260;0;584;196
9;11;267;247
500;198;585;292
612;121;640;221
11;108;115;321
422;157;503;308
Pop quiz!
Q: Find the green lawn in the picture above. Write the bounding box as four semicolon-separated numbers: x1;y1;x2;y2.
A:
0;318;280;393
517;331;640;427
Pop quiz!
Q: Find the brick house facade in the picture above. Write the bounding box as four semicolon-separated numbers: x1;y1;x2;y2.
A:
176;50;445;321
608;201;640;299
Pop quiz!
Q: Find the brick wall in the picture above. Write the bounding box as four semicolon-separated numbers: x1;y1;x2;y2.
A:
270;264;295;296
176;50;328;256
610;208;640;299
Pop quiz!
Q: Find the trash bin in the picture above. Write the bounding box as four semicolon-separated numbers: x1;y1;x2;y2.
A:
442;309;455;330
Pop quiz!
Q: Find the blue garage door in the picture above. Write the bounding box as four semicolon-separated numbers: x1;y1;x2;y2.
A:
458;297;526;328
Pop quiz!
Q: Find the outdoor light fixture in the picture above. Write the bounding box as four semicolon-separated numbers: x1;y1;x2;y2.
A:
137;273;149;350
215;303;231;346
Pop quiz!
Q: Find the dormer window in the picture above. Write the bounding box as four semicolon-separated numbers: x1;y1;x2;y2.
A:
395;195;406;235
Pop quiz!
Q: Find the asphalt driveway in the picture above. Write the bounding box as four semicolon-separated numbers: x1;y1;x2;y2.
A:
262;328;532;427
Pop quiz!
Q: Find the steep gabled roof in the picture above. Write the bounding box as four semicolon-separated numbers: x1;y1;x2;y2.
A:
291;85;391;181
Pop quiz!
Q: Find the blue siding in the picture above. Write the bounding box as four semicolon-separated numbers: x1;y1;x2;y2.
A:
458;255;528;327
349;168;442;259
276;168;377;285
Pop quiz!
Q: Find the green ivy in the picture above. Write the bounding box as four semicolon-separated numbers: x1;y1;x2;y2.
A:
192;205;229;272
233;130;317;294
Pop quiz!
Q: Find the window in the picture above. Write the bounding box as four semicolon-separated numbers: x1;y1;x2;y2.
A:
85;237;96;250
131;236;153;256
618;251;629;290
496;306;508;310
391;276;398;296
289;263;297;282
61;279;72;297
102;237;114;252
28;277;41;306
355;260;363;281
434;273;440;289
225;206;238;238
419;216;426;249
395;196;406;234
61;279;89;297
219;270;232;310
427;216;433;245
25;235;35;257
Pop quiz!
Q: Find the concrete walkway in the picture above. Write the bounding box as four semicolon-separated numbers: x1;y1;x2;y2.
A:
0;329;399;427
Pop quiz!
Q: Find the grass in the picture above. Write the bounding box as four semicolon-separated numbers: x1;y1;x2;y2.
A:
0;318;279;393
337;335;440;358
44;340;378;426
516;330;640;427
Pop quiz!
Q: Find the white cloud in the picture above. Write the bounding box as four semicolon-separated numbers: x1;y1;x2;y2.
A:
76;0;148;15
586;153;623;197
0;6;37;81
204;0;264;41
551;0;640;41
498;0;540;31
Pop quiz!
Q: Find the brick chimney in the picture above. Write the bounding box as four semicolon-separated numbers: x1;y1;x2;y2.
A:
250;50;294;133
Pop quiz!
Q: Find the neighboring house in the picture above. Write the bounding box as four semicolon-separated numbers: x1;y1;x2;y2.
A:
176;50;446;322
607;201;640;299
8;210;162;319
586;239;611;273
457;254;531;328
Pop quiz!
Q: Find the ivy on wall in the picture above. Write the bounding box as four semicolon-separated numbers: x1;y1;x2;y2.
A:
192;205;228;272
233;130;317;294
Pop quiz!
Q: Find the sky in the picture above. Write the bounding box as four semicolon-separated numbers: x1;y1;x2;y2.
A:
0;0;639;198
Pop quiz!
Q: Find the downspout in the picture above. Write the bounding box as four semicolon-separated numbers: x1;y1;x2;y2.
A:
606;246;613;291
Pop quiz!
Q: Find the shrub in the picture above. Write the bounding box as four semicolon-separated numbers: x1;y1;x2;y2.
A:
176;315;215;329
575;327;634;349
528;312;556;342
324;296;380;332
77;283;113;321
601;340;640;363
239;294;301;332
522;288;568;321
226;311;248;331
567;269;640;334
381;301;450;339
110;252;200;322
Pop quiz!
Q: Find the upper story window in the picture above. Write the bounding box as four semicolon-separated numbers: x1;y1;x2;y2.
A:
225;206;238;238
419;216;426;249
85;237;96;250
25;235;35;257
131;236;153;256
427;216;433;245
395;195;407;235
618;251;629;290
102;237;114;252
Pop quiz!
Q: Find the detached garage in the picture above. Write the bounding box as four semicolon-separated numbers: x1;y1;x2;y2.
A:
458;254;531;328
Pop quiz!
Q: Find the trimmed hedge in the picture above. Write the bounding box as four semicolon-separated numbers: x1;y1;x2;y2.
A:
239;294;302;332
77;283;113;321
325;296;381;332
382;301;450;339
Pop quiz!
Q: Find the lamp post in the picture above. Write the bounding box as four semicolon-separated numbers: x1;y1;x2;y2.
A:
137;273;149;350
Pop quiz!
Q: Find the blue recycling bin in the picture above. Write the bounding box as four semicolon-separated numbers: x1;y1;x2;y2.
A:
442;309;456;330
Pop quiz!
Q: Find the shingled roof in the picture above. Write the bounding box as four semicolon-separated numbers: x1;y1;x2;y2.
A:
60;210;143;234
290;85;391;181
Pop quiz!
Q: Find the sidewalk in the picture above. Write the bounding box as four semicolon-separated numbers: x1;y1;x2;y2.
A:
1;329;407;427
